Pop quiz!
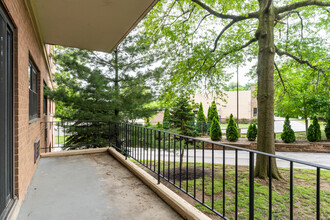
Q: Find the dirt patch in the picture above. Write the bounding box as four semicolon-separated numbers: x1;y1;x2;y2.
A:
164;166;212;181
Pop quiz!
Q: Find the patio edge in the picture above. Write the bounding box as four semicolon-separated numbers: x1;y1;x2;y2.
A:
108;147;211;220
40;148;108;158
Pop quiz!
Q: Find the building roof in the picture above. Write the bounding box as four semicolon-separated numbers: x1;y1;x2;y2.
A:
25;0;158;52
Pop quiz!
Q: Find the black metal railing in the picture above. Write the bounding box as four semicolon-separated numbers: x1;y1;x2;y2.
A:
41;120;330;220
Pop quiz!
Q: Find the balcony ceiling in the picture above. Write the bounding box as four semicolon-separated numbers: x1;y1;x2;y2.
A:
26;0;158;52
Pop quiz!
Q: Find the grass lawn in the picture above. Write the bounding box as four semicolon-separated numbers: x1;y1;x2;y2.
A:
134;160;330;219
55;136;67;144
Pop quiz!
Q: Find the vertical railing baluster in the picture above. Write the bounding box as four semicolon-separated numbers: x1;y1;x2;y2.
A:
212;143;214;210
57;122;60;150
174;135;176;185
158;130;161;184
316;167;320;220
168;133;170;181
63;121;66;149
235;149;238;220
269;156;272;220
154;130;156;171
223;146;226;216
146;129;149;167
202;141;205;204
290;161;293;220
186;138;189;193
180;137;182;188
194;140;196;198
163;132;165;177
249;152;254;220
125;124;128;160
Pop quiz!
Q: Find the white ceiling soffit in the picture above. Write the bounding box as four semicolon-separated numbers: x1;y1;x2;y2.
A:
27;0;158;52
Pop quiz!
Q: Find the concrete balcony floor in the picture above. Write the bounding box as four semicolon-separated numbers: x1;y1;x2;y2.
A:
17;153;182;220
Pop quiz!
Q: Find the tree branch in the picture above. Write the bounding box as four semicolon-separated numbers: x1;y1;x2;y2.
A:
274;62;287;93
276;0;330;15
275;46;326;73
192;13;211;35
212;20;236;52
191;0;259;20
265;0;273;13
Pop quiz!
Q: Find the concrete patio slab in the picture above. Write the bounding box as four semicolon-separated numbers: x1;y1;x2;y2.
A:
17;153;182;220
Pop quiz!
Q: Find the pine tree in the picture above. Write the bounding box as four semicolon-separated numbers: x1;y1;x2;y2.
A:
210;117;222;141
281;116;296;143
196;102;207;134
226;114;239;142
48;34;158;149
207;106;212;122
163;108;171;129
325;119;330;140
307;117;321;142
170;95;195;133
209;101;219;122
247;123;257;141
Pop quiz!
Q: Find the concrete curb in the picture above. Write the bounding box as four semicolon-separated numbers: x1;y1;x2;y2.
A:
108;147;211;220
40;148;108;158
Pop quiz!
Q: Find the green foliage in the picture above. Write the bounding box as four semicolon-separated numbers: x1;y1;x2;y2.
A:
156;122;163;129
197;103;206;121
207;101;219;122
163;108;171;129
196;102;207;133
210;117;222;141
145;118;151;127
182;121;199;138
247;123;257;141
307;117;321;142
224;82;255;91
280;116;296;143
325;119;330;140
170;95;195;133
226;114;239;142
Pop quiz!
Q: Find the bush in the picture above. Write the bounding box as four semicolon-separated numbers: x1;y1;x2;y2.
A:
247;123;257;141
163;108;171;129
196;103;207;134
226;114;239;142
307;117;321;142
240;118;248;124
145;118;151;127
210;117;222;141
280;116;296;143
325;119;330;140
251;118;258;124
156;122;163;129
207;101;219;122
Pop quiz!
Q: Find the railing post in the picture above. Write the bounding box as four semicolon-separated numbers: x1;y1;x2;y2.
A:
249;152;254;220
125;124;128;160
158;130;161;184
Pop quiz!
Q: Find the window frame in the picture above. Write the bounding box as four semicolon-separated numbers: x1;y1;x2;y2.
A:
28;58;39;121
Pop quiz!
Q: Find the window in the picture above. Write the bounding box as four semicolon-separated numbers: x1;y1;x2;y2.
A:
43;82;48;115
29;60;39;120
253;107;258;116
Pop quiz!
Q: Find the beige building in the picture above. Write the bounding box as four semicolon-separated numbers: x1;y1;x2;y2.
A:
194;86;257;121
150;86;257;124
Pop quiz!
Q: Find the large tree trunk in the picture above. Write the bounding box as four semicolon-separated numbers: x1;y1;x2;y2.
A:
255;0;281;179
304;114;308;136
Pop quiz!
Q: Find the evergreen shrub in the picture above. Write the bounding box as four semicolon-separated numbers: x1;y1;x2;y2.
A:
247;123;257;141
307;117;321;142
280;116;296;143
226;114;239;142
325;119;330;140
210;117;222;141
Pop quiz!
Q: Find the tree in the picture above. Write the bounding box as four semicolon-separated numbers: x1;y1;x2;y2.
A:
207;105;212;122
196;102;207;133
143;0;329;179
170;94;195;132
307;117;321;142
247;123;258;141
210;117;222;141
208;101;219;122
325;119;330;140
281;116;296;143
48;33;158;149
226;114;239;142
163;108;171;129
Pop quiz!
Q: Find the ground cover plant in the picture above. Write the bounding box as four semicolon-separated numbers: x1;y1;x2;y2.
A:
134;160;330;220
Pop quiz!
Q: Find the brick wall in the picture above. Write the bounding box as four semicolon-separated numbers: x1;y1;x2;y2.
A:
2;0;54;201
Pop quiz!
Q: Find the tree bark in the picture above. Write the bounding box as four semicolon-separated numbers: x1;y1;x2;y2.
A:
255;0;282;180
304;114;308;136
